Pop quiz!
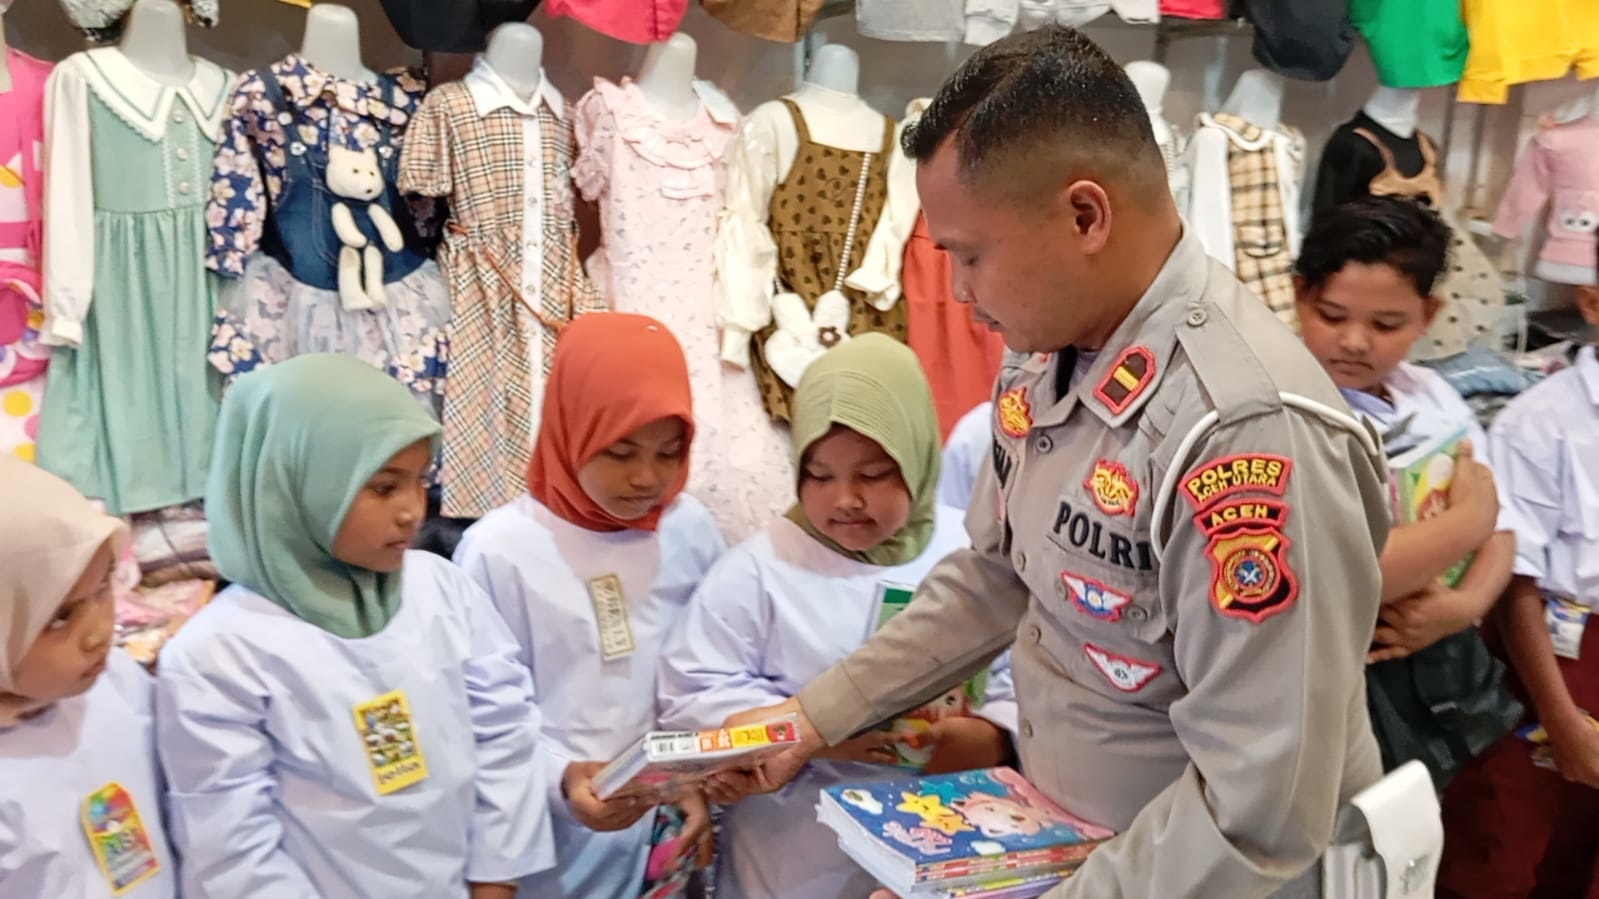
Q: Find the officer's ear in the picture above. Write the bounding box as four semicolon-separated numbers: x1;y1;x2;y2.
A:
1420;294;1442;328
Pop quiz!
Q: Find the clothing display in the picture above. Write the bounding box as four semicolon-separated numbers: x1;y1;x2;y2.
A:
1492;116;1599;286
0;50;51;465
901;214;1006;438
544;0;686;43
1457;0;1599;104
1159;0;1223;19
398;58;602;520
1188;112;1305;327
1241;0;1355;82
206;56;449;415
1314;113;1507;359
572;76;791;541
57;0;217;43
957;0;1157;45
700;0;824;43
36;48;228;516
376;0;541;53
1349;0;1469;89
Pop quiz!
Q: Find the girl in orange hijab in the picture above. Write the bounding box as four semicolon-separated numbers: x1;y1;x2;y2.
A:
454;312;727;899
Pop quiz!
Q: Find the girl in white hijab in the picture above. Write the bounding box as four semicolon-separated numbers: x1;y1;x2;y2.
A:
0;455;177;898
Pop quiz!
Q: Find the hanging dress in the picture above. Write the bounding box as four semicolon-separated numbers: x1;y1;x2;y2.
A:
0;49;52;463
573;76;792;541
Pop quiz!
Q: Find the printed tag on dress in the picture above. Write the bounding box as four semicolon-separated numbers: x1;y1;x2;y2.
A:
1546;596;1589;661
588;573;637;661
352;690;430;796
81;782;162;895
1083;642;1162;692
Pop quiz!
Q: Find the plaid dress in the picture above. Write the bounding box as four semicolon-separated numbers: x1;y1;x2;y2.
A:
399;74;602;519
1205;113;1304;329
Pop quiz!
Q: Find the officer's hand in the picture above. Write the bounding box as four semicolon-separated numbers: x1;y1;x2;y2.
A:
1548;714;1599;790
905;717;1011;775
562;760;653;832
1368;583;1477;662
706;698;824;803
1445;441;1499;541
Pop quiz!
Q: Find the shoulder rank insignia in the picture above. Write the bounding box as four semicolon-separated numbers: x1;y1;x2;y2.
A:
1084;458;1138;517
1198;498;1298;624
996;387;1032;438
1092;345;1156;416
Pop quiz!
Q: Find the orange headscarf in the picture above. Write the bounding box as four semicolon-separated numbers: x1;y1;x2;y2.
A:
526;312;695;532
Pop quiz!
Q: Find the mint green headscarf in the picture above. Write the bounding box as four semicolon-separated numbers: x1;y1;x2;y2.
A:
786;334;942;567
206;354;442;639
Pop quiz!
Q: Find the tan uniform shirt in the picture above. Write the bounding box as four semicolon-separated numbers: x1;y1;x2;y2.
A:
799;231;1391;898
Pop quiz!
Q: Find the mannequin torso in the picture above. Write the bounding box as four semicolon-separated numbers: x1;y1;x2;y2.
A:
1125;60;1172;147
301;4;376;85
118;0;196;88
1220;68;1285;130
635;32;699;123
1361;86;1420;139
482;23;544;103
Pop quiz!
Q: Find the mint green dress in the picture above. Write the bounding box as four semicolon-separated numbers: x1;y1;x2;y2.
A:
35;48;232;515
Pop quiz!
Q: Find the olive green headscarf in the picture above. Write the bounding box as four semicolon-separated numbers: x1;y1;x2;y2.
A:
786;334;942;566
206;354;442;639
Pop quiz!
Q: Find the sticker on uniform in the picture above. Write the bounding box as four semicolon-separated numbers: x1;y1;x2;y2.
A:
1083;643;1162;692
81;782;162;895
1546;596;1589;661
1092;345;1156;415
352;690;429;796
996;387;1033;438
587;573;636;661
1062;571;1133;621
1083;458;1139;517
1205;525;1299;625
1181;454;1293;510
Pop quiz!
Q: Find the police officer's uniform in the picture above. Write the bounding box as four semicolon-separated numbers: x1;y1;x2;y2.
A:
798;231;1392;898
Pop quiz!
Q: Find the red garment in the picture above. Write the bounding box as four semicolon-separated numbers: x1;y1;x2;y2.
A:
1437;618;1599;899
544;0;688;43
1161;0;1225;19
526;312;695;532
902;213;1005;440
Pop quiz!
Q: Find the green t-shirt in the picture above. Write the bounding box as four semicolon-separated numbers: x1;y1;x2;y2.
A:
1350;0;1470;88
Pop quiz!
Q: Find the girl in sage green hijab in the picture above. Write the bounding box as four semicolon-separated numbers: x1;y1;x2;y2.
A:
656;334;1019;899
153;355;555;899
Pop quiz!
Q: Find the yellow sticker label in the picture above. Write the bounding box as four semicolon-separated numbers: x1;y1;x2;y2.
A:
82;782;162;895
353;690;429;795
587;574;636;661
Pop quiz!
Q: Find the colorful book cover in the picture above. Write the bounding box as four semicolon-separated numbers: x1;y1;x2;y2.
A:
873;582;991;769
819;767;1113;893
593;718;799;801
1386;425;1473;587
1516;713;1599;771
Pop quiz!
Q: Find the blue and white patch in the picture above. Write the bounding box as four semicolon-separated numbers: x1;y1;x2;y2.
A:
1062;571;1133;622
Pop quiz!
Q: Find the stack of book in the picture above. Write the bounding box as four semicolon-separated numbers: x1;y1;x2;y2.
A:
592;718;799;802
1386;425;1473;587
818;767;1113;898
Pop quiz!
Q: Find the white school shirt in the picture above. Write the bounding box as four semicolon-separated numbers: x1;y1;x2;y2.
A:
154;551;553;899
0;651;176;899
1487;346;1599;606
453;494;726;899
657;506;1017;899
939;401;993;512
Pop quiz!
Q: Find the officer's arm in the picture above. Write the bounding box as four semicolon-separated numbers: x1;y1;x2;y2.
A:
798;461;1031;744
1059;409;1388;899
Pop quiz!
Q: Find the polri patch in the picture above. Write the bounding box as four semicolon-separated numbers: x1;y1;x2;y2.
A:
1092;346;1156;415
1062;571;1133;621
1083;458;1139;517
996;387;1033;438
1083;643;1162;692
1181;453;1292;510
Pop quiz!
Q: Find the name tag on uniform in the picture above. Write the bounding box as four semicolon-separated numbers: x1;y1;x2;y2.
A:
587;574;636;661
353;690;430;795
1546;596;1590;661
81;782;162;895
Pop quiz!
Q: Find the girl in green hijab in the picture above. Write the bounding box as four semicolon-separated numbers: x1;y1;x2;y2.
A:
155;354;553;899
656;334;1019;899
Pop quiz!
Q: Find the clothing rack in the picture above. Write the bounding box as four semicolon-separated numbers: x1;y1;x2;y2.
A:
1149;17;1250;66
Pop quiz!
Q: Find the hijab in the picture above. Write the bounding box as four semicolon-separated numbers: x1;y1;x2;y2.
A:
206;354;442;639
0;455;127;725
786;334;941;566
527;312;695;532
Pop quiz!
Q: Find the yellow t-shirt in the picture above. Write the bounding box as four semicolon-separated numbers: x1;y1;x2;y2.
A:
1459;0;1599;104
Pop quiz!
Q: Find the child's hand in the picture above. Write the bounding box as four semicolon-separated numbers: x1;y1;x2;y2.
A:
562;761;652;832
906;717;1011;775
671;789;717;870
467;883;516;899
1548;714;1599;789
814;729;900;765
1368;583;1477;662
1445;441;1499;541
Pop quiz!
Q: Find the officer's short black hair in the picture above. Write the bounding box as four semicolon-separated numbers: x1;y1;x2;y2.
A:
1295;196;1454;297
902;25;1167;207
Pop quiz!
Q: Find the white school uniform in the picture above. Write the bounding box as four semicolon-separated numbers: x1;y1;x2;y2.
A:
657;506;1017;899
453;494;726;899
1487;346;1599;606
154;551;553;899
938;401;992;512
0;651;176;899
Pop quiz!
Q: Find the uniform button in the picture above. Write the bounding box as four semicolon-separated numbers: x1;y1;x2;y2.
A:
1022;721;1034;739
1034;434;1054;454
1029;625;1042;644
172;110;186;123
1186;308;1208;327
1015;552;1027;573
1126;606;1149;622
177;181;191;195
175;147;189;161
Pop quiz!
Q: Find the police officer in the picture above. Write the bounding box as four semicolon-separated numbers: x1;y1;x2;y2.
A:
720;26;1393;899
